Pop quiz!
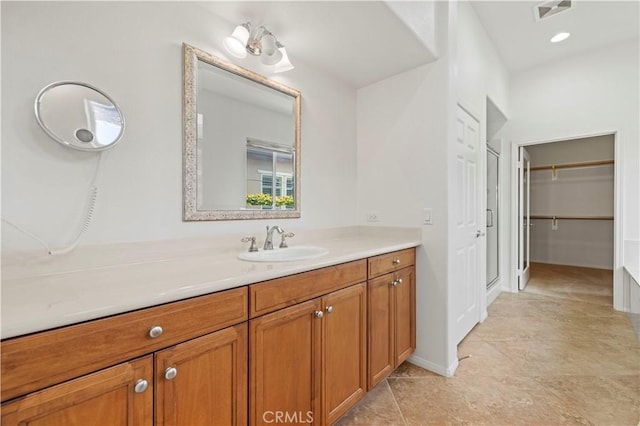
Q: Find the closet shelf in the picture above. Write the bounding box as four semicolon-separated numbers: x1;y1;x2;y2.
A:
530;215;613;220
530;160;614;171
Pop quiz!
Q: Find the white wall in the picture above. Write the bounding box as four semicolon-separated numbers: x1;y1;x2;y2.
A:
526;135;614;165
357;2;453;375
501;39;639;308
198;90;293;210
457;2;510;117
1;1;358;251
456;1;512;306
356;1;510;376
452;0;511;332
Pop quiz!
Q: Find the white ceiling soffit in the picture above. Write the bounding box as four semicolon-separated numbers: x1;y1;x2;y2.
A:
471;1;640;73
204;1;438;88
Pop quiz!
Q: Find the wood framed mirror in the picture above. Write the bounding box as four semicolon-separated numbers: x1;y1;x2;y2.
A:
183;43;301;221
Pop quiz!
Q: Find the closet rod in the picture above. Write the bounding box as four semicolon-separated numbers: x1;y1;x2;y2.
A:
530;159;614;171
530;215;613;220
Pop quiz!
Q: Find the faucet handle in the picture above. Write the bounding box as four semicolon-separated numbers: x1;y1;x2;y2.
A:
241;236;258;252
279;232;295;248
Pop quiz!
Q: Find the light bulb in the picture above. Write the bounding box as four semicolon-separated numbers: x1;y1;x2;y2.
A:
273;46;294;73
223;23;250;58
550;32;570;43
261;34;283;65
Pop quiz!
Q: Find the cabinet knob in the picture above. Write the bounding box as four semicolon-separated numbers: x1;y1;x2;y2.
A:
134;379;149;393
149;326;164;339
164;367;178;380
396;278;404;286
314;310;324;319
392;258;401;265
325;306;334;314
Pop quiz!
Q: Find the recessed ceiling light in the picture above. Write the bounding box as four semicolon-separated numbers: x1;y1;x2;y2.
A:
550;32;571;43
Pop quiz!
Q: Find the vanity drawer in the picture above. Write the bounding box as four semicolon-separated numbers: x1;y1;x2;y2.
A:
368;248;415;278
1;286;248;402
250;260;367;318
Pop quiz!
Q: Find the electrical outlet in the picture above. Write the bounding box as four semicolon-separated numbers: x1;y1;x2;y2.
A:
366;212;380;222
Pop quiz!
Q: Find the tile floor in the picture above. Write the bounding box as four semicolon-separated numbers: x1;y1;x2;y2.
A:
336;263;640;425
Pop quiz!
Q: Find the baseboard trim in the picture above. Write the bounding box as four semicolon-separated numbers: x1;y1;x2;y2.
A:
530;260;613;271
487;283;502;306
407;354;458;377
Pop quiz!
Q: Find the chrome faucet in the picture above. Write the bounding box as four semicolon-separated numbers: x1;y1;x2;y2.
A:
263;225;284;250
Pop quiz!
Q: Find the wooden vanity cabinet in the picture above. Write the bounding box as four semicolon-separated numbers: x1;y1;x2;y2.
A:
1;247;417;426
154;323;247;426
1;287;249;426
249;261;368;426
367;248;416;389
250;298;322;426
322;283;367;424
1;356;154;425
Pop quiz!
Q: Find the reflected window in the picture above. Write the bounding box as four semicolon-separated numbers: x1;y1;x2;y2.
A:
246;139;295;210
84;100;122;147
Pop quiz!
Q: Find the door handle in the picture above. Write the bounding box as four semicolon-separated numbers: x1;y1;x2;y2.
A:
486;209;494;228
476;230;485;238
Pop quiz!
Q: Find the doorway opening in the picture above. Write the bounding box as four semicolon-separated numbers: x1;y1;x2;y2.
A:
513;134;617;306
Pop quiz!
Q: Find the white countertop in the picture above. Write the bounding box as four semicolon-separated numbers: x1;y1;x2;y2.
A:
1;226;421;339
624;240;639;283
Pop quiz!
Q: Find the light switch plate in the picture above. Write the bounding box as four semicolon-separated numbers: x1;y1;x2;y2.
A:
423;208;433;225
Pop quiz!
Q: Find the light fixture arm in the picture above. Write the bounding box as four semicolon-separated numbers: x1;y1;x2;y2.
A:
247;25;266;55
224;21;294;72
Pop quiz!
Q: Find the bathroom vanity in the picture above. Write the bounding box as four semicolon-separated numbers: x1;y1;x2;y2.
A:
1;227;419;425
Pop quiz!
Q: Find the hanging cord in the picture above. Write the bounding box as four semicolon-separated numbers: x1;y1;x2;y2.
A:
2;152;103;255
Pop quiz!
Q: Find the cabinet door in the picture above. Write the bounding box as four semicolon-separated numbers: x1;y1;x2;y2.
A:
367;273;395;389
323;282;367;425
1;356;152;426
250;299;322;426
394;267;416;366
155;324;247;426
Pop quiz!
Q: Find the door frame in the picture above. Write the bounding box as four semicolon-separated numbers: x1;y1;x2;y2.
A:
486;146;501;290
509;131;623;310
517;146;531;290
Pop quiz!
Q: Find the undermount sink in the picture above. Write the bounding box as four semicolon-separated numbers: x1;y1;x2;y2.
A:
238;246;329;262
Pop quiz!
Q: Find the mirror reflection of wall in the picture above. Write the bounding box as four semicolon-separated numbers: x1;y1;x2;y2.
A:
195;59;295;211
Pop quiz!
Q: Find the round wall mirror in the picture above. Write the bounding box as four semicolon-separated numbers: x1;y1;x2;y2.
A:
35;81;125;151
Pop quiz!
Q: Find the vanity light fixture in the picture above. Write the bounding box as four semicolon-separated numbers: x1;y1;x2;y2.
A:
224;22;294;72
550;32;571;43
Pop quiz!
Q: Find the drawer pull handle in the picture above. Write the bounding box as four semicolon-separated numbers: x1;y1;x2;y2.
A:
314;310;324;319
134;379;149;393
149;326;164;338
392;259;401;265
164;367;178;380
325;306;334;314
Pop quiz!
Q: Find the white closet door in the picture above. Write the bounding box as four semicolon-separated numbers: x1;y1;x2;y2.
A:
453;105;482;344
518;146;531;290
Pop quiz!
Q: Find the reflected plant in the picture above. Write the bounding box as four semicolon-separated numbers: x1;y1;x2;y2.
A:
276;195;294;207
246;193;272;206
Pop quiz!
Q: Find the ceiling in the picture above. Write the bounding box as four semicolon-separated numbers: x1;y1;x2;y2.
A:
204;1;639;87
203;1;437;88
471;1;640;72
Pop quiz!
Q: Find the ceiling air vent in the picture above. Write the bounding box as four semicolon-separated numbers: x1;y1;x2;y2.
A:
534;0;572;21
